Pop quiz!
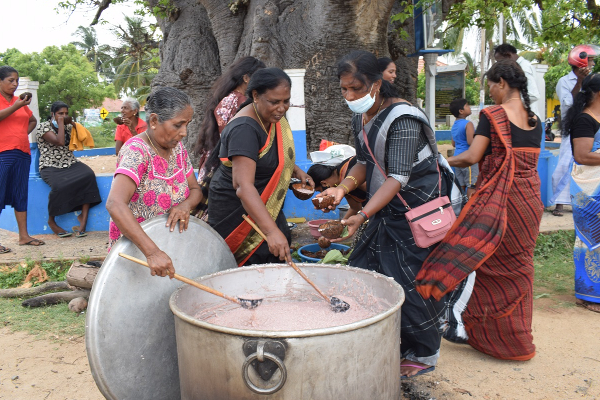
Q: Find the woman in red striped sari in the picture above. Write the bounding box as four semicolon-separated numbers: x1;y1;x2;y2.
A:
416;60;544;360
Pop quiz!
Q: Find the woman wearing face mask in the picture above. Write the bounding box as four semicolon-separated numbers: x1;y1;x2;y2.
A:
204;68;313;266
37;101;101;237
316;51;457;379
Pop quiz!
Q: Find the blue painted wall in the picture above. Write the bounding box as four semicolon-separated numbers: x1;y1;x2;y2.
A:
0;129;560;234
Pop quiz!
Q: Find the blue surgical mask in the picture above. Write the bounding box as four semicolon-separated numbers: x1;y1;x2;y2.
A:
345;84;376;114
52;119;58;128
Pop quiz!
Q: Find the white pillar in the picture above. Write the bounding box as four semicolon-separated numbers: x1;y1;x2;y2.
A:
533;64;549;119
284;69;306;132
14;77;40;143
423;53;438;125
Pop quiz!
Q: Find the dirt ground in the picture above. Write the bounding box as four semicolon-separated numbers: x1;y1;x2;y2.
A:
1;302;599;400
1;153;595;400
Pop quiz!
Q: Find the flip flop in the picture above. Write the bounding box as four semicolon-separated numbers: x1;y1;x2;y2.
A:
72;227;88;238
576;299;600;313
401;364;435;380
57;231;73;238
0;245;11;254
19;238;45;246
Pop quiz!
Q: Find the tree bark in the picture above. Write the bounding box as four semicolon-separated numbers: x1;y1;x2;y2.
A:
21;290;91;308
66;262;100;290
0;281;70;298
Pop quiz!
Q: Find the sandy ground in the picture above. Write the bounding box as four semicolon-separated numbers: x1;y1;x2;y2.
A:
77;154;117;176
1;301;598;400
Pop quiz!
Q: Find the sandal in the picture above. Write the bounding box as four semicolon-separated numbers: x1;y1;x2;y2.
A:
552;209;564;217
19;238;45;246
72;227;88;238
57;231;73;238
0;245;11;254
400;364;436;380
576;299;600;313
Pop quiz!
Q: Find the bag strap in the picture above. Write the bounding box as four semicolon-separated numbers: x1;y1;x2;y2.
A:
361;126;442;211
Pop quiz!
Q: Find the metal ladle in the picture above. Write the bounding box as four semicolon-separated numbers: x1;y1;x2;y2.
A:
118;253;262;309
242;215;350;313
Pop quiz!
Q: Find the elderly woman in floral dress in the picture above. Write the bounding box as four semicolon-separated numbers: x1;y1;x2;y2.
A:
106;87;201;278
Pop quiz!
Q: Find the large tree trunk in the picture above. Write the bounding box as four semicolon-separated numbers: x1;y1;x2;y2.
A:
147;0;460;161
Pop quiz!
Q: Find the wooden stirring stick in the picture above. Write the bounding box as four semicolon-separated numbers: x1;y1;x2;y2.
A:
241;214;350;312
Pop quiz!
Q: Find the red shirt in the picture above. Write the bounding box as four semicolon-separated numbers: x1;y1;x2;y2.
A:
0;96;33;154
114;117;148;144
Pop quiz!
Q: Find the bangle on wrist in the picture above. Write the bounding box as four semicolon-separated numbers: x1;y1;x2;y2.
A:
358;210;369;221
339;183;350;194
345;175;358;188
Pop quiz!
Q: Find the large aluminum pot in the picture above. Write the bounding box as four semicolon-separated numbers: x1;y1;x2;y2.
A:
170;263;404;399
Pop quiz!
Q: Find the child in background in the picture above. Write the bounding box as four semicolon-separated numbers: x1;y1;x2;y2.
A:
449;98;478;198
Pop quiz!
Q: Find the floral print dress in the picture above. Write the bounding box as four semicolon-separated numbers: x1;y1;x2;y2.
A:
108;136;193;250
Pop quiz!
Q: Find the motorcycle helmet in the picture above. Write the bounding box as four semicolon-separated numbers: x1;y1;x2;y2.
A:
568;44;600;68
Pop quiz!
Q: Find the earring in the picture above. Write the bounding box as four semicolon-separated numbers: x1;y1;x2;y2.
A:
152;126;156;129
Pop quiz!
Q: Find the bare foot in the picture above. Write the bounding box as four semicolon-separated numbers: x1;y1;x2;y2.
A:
576;299;600;313
48;219;70;236
401;360;433;378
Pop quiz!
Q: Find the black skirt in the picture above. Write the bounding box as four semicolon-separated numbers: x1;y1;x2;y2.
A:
40;162;101;216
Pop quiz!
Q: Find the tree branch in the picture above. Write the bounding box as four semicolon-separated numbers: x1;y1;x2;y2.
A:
91;0;113;25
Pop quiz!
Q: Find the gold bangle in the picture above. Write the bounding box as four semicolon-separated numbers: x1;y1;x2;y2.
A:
339;183;350;194
346;175;358;188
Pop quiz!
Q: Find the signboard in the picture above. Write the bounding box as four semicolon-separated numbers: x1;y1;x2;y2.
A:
100;107;109;120
83;108;102;127
435;64;467;123
413;0;445;52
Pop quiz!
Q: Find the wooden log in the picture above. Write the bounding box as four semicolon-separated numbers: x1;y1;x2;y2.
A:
21;289;91;308
0;281;70;298
66;262;100;290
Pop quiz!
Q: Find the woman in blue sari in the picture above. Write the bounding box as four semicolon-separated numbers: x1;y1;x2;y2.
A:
564;73;600;313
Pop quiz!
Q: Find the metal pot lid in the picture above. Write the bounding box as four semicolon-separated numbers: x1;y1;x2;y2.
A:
86;215;237;400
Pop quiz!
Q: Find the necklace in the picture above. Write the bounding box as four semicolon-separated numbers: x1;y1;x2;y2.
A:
146;132;178;194
363;98;386;125
585;108;600;123
253;102;270;134
503;97;521;104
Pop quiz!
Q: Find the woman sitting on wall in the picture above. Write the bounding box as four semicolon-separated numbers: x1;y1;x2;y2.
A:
37;101;102;237
114;98;147;155
106;87;202;278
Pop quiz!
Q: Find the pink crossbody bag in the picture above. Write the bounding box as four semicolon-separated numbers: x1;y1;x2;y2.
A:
362;128;456;248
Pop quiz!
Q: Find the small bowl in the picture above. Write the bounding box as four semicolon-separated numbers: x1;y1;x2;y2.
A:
307;219;333;240
291;182;314;200
298;243;350;263
113;117;124;125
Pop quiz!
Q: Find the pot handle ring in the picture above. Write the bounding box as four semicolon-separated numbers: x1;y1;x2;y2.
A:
242;341;287;395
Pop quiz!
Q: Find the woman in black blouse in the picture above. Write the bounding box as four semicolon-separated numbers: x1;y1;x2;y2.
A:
317;50;455;379
37;101;101;237
562;73;600;313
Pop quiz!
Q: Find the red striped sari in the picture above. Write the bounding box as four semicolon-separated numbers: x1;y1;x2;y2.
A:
416;106;543;360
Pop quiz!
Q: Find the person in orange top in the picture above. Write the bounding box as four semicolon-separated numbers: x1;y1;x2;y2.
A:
0;66;44;252
114;98;147;155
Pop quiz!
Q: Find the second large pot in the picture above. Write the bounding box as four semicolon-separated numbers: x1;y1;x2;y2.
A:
170;263;404;399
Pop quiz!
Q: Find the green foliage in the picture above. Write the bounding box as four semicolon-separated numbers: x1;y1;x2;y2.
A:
0;298;86;338
71;25;114;79
533;230;576;295
544;62;571;99
0;260;72;289
87;120;118;148
0;45;116;118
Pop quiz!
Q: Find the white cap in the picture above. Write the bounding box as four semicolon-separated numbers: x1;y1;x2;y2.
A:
309;145;356;166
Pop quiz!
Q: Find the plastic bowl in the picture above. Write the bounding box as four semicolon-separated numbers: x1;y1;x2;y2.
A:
307;219;334;240
298;243;350;263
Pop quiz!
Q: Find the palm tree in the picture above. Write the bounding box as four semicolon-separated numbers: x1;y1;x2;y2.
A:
71;26;114;78
112;16;160;98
